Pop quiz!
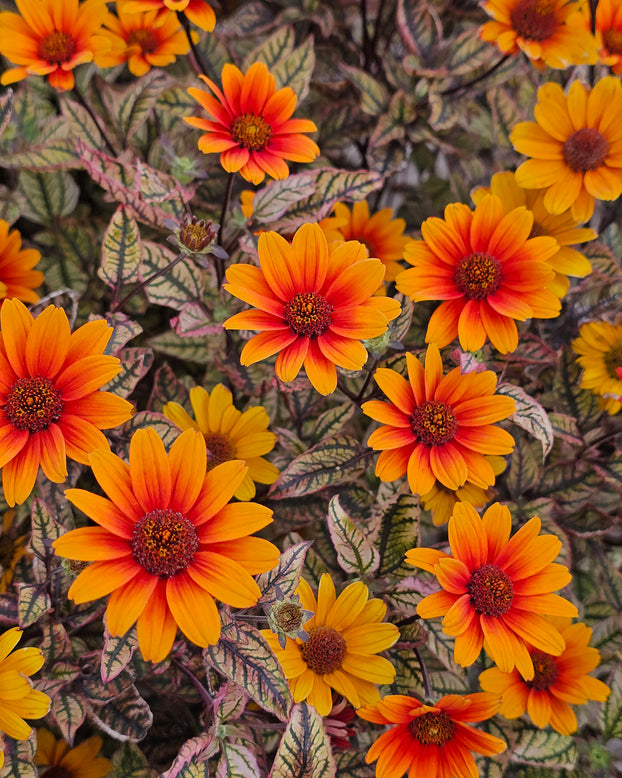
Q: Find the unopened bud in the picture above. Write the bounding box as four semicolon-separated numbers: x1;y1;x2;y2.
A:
179;214;217;252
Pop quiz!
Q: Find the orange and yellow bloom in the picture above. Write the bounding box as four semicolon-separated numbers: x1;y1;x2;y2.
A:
362;344;515;496
358;692;506;778
0;221;44;306
53;427;280;663
0;510;28;592
123;0;216;31
186;62;320;185
572;320;622;414
224;223;400;395
35;729;113;778
594;0;622;74
406;502;579;680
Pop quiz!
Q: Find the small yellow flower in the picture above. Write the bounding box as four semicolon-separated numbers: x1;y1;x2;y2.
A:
35;728;113;778
572;320;622;414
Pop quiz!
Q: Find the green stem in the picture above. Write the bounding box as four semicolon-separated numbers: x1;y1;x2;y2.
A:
172;658;213;711
111;252;188;313
215;173;235;287
414;646;433;702
177;11;216;80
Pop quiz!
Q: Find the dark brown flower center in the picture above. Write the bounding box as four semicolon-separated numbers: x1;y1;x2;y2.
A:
603;28;622;55
284;292;334;338
300;626;347;674
454;253;503;300
526;649;559;690
5;377;64;433
127;28;159;53
203;433;235;472
509;0;558;41
274;602;305;632
37;31;77;64
468;564;514;617
409;711;455;746
410;400;458;446
231;113;273;152
131;509;198;577
603;341;622;380
40;767;72;778
563;128;609;172
179;215;216;252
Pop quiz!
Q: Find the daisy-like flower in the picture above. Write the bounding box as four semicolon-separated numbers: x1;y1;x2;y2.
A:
0;0;109;91
472;172;595;298
479;0;597;69
0;627;50;771
0;299;134;507
162;383;279;500
361;344;515;496
0;220;44;306
479;617;610;735
395;195;560;354
35;729;113;778
123;0;216;31
0;510;28;593
224;223;401;395
53;427;280;663
406;502;579;680
262;573;399;716
95;5;191;77
572;320;622;414
511;77;622;223
319;201;410;283
186;62;320;185
358;692;506;778
593;0;622;73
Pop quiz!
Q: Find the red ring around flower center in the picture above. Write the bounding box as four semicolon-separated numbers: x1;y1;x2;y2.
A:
526;649;559;690
299;626;347;674
509;0;558;41
284;292;334;338
468;563;514;616
204;432;235;471
127;28;160;53
410;400;458;446
563;128;610;172
131;509;198;577
37;31;77;64
4;376;64;433
409;711;455;746
454;253;503;300
231;113;273;152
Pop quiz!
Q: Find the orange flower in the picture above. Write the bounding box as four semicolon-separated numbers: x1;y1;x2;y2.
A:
396;195;560;354
0;0;109;91
479;617;610;735
362;344;515;496
406;502;579;680
0;220;44;306
358;692;506;778
53;427;280;663
0;299;133;507
122;0;216;31
511;77;622;223
186;62;320;185
35;728;113;778
595;0;622;74
224;223;400;395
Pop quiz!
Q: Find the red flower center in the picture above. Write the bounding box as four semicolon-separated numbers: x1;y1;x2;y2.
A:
468;563;514;616
563;128;610;172
410;400;458;446
409;711;455;745
284;292;334;338
37;31;77;64
127;28;159;53
604;341;622;380
300;626;346;674
454;253;503;300
526;649;559;690
204;432;235;471
131;509;198;577
5;376;64;433
603;28;622;55
231;113;273;152
509;0;558;41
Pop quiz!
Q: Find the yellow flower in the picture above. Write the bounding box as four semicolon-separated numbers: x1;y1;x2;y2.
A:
0;220;44;306
0;511;28;593
35;728;113;778
572;320;622;414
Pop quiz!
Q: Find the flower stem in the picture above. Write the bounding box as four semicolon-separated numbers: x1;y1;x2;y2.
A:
177;11;216;81
215;173;235;287
111;252;188;313
72;84;117;156
172;658;214;712
414;646;433;702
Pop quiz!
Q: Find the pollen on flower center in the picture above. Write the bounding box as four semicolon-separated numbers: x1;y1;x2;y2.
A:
468;563;514;617
603;29;622;55
131;509;198;577
454;253;503;300
284;292;334;338
299;626;347;674
231;113;273;152
127;28;159;53
37;31;77;64
409;711;455;746
603;342;622;380
410;400;458;446
526;649;559;690
563;128;610;172
204;433;235;471
509;0;557;40
4;376;64;433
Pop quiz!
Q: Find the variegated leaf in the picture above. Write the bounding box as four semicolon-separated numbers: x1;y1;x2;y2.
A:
269;703;336;777
327;494;379;576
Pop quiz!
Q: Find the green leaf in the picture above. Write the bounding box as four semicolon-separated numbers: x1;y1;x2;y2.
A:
601;666;622;737
0;184;25;225
553;348;602;427
101;624;138;684
148;331;218;364
16;583;51;628
89;685;153;742
327;494;379;576
498;383;554;459
60;95;108;151
3;130;80;170
160;735;217;778
396;0;440;56
270;702;336;777
510;729;577;768
213;682;248;725
103;346;154;399
29;498;63;562
111;743;157;778
112;70;172;145
424;619;465;677
547;412;582;446
245;25;295;70
0;89;13;139
36;223;97;296
334;751;374;777
140;242;204;309
303;401;355;442
0;734;37;778
341;65;388;116
447;29;496;76
51;691;87;744
250;173;316;225
256;541;313;601
216;743;260;777
19;171;79;224
99;206;142;289
505;436;541;501
272;35;315;102
377;493;420;576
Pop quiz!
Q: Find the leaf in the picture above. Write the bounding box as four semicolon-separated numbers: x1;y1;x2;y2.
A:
213;682;248;725
269;702;336;777
148;331;218;364
272;35;315;102
257;541;313;601
99;206;142;289
111;70;171;145
18;171;79;224
60;95;108;151
111;743;157;778
51;691;87;744
547;412;583;446
250;173;317;224
16;583;51;628
0;734;37;778
397;0;441;57
341;65;388;116
510;728;577;768
303;402;355;442
498;383;554;459
101;624;138;683
172;303;222;338
36;223;97;296
245;25;295;70
377;493;420;576
140;241;204;309
29;498;63;562
505;436;541;501
553;348;602;427
216;743;260;778
601;666;622;738
103;346;153;399
0;88;13;139
447;29;496;76
119;412;180;450
326;495;379;576
89;685;153;742
160;735;217;778
0;184;25;225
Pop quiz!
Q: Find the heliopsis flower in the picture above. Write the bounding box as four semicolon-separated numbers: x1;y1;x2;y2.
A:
0;0;109;91
358;692;506;778
0;510;28;593
319;202;410;282
53;427;280;663
186;62;320;185
480;0;597;69
479;617;610;735
0;299;134;507
0;220;44;306
0;627;50;771
162;383;279;500
572;320;622;414
122;0;216;31
396;195;560;354
35;729;113;778
595;0;622;74
224;223;400;395
406;502;579;680
95;5;191;77
511;77;622;223
472;172;595;298
262;573;399;716
362;344;515;496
